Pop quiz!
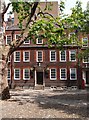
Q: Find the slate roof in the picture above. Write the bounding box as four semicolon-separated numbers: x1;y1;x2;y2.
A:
6;25;21;31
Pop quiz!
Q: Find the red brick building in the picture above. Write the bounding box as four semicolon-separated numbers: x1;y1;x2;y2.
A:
5;2;89;89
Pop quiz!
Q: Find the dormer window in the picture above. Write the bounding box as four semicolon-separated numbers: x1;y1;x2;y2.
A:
6;35;12;45
69;32;76;44
82;37;88;47
24;39;30;44
15;34;20;40
83;54;89;63
37;36;43;44
69;32;75;38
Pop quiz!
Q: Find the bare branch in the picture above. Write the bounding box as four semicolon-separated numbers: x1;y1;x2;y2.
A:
7;34;30;59
37;11;61;27
2;3;11;15
26;2;39;28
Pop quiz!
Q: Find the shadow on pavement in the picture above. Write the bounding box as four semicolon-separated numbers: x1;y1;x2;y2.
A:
8;89;89;119
34;92;89;118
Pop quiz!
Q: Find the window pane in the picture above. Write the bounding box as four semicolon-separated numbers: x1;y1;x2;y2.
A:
6;36;11;44
70;50;76;61
38;51;42;61
15;34;20;40
70;68;76;80
60;68;66;79
24;69;30;79
37;36;43;44
14;69;20;79
50;69;56;80
24;39;30;44
51;51;56;61
7;69;10;79
24;52;29;61
83;37;88;46
83;54;89;63
37;37;42;44
60;51;66;61
15;52;20;62
69;32;76;44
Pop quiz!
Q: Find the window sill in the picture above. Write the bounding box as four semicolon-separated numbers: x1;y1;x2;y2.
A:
50;79;57;80
60;79;67;80
23;79;30;80
70;79;77;80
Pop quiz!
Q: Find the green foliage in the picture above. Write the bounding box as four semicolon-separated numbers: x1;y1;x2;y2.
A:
59;0;65;13
10;1;69;48
9;0;89;52
28;17;64;47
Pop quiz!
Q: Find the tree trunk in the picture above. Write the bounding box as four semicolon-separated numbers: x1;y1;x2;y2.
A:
0;32;10;100
1;65;10;100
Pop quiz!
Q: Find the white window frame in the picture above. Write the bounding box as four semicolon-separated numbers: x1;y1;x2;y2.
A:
82;37;88;47
69;50;76;62
60;68;67;80
6;35;12;45
36;51;43;62
60;50;66;62
14;51;21;62
8;56;11;62
69;32;75;38
23;39;30;44
70;68;77;80
7;68;11;80
23;69;30;80
83;55;89;63
15;34;20;40
14;68;20;80
23;51;30;62
36;38;43;44
50;68;57;80
69;32;76;44
82;71;86;83
50;50;56;62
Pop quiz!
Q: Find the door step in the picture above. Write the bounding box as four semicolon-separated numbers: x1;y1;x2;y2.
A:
34;85;44;90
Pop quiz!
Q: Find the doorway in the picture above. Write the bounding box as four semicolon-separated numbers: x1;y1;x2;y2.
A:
86;71;89;84
37;72;43;85
83;71;89;85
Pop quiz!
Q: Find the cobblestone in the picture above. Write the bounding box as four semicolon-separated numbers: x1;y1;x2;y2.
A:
1;89;89;119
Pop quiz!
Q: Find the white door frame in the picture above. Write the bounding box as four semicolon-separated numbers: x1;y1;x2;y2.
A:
35;70;44;86
82;71;86;84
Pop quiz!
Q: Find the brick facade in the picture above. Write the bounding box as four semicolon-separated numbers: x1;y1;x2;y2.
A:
5;2;89;89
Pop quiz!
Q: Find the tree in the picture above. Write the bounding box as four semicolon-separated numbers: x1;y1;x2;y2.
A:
0;0;67;100
0;0;10;99
62;1;89;58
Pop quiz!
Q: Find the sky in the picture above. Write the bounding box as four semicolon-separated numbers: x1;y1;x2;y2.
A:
63;0;89;14
4;0;89;21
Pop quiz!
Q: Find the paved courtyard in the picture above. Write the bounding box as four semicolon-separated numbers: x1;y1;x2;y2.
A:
0;88;89;120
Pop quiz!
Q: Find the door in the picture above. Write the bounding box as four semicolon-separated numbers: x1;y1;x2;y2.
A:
86;71;89;84
37;72;43;85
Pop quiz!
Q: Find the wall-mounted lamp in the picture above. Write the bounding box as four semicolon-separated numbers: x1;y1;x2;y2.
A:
45;67;49;78
37;60;41;66
30;67;34;78
85;64;87;68
46;67;49;71
30;67;34;71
